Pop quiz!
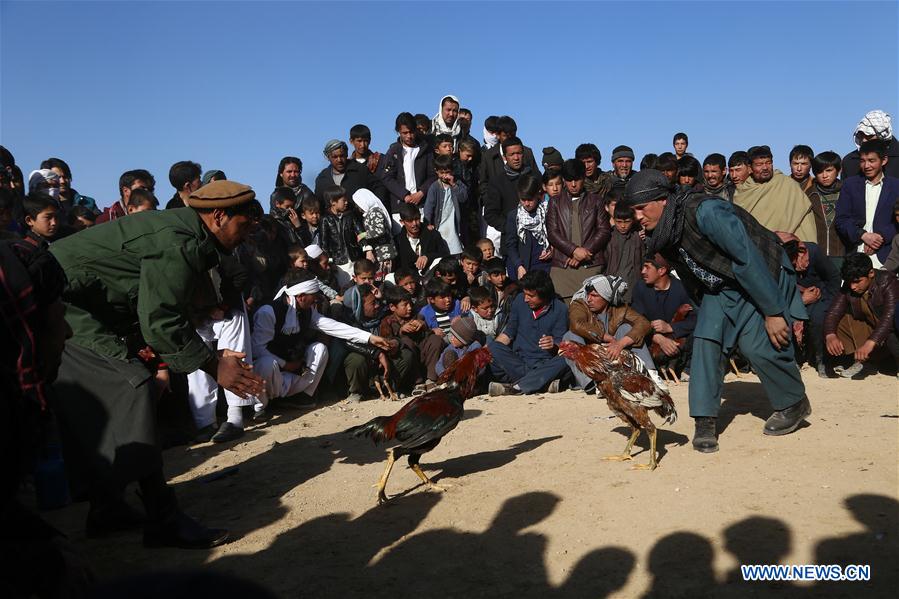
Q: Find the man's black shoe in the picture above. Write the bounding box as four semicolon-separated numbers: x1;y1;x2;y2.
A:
692;417;719;453
763;396;811;436
86;499;145;538
252;408;270;422
192;424;216;444
211;422;244;444
143;510;229;549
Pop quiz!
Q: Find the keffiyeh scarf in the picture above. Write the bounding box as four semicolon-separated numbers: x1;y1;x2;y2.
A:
516;198;548;249
572;274;629;306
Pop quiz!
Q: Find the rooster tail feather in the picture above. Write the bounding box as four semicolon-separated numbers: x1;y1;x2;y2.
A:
345;416;391;443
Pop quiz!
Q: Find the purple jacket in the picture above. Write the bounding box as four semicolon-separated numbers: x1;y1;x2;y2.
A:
834;175;899;263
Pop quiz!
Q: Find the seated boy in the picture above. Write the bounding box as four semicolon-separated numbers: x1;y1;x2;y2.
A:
392;266;426;311
459;246;483;295
475;237;496;261
468;285;499;343
379;285;437;389
418;279;463;380
604;203;644;303
126;188;158;214
436;316;483;378
481;256;518;332
824;253;899;379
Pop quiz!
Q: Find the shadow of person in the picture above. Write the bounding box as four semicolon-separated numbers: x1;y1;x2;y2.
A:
812;493;898;597
366;491;560;598
556;546;635;598
610;426;689;462
211;491;442;598
642;531;717;598
717;381;789;434
721;516;795;596
427;435;562;482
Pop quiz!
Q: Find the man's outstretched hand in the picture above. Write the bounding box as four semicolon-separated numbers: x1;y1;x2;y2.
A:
217;352;265;399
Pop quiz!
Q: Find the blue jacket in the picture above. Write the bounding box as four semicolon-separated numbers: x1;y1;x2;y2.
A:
834;175;899;263
422;180;468;233
419;300;463;331
503;294;568;364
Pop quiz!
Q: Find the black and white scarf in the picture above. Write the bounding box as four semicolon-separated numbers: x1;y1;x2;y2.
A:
516;198;548;249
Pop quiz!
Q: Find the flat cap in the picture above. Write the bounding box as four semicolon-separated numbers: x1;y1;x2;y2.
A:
623;169;672;207
187;180;255;208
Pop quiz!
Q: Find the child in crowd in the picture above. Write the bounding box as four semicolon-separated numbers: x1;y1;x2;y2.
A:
353;188;397;273
419;279;462;338
434;133;454;156
306;244;341;301
320;184;366;285
468;285;501;343
127;188;158;213
543;169;563;201
432;257;466;300
482;257;517;333
476;238;496;263
299;195;323;247
423;154;467;255
270;186;305;244
807;151;844;264
459;246;483;295
417;279;463;382
347;258;378;296
393;267;426;311
604;185;623;229
881;199;899;274
435;316;483;377
604;204;644;303
22;194;59;246
379;285;431;387
503;174;552;281
288;244;309;270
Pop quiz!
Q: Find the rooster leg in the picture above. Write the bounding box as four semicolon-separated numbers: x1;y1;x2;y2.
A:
667;367;680;385
409;463;448;492
630;428;658;471
602;427;640;461
375;449;397;504
385;378;399;401
729;358;741;378
374;379;387;401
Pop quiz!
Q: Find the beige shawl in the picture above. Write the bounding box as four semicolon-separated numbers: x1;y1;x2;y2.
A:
734;170;818;242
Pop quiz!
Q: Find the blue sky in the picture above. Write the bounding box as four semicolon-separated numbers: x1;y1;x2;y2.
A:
2;1;897;208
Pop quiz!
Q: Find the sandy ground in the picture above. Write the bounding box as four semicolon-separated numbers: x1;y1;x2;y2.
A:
42;368;898;598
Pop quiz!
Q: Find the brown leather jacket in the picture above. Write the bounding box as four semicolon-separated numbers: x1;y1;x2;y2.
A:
568;299;651;347
546;190;610;269
823;270;899;345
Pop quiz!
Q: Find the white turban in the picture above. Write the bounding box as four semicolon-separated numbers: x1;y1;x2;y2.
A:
273;279;320;334
572;274;629;306
854;110;893;148
305;244;323;259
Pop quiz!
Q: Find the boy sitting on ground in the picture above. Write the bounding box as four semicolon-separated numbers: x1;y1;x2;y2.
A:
436;316;484;378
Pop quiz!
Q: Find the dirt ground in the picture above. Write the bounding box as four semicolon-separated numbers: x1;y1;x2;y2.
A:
42;368;898;598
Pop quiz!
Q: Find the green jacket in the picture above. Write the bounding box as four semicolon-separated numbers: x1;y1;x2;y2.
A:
50;208;221;373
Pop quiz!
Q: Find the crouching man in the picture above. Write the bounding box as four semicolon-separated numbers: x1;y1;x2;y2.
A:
251;269;391;406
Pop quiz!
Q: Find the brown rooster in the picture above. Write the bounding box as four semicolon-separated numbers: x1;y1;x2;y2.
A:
346;346;492;504
558;340;677;470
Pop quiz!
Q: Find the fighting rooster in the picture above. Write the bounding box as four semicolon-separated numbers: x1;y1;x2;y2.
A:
649;303;693;384
558;340;677;470
346;346;492;504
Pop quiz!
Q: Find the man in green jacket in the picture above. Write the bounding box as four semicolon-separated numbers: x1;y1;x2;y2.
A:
50;180;264;549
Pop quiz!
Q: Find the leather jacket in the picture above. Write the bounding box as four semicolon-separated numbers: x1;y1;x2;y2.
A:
546;190;610;269
823;270;899;345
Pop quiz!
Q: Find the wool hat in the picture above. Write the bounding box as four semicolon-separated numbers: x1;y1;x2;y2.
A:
623;169;672;207
186;180;255;208
450;316;478;346
542;146;564;168
611;145;635;162
323;139;348;157
201;169;226;185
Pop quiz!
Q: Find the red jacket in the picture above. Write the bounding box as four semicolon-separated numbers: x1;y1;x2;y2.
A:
95;201;126;224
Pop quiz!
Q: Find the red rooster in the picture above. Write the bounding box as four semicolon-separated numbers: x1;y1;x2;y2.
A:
346;346;492;504
559;340;677;470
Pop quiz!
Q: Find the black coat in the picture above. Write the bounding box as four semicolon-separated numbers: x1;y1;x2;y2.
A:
477;144;540;206
393;228;449;273
379;140;436;213
314;161;389;209
484;171;522;232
